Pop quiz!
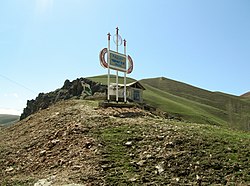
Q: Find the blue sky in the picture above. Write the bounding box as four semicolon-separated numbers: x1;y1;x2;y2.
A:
0;0;250;115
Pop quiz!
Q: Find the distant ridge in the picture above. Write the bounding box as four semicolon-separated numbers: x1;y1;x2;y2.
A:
0;114;19;126
241;91;250;98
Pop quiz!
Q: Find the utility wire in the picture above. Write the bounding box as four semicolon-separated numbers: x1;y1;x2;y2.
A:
0;74;37;94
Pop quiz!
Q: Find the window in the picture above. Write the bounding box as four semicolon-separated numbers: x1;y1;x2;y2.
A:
133;89;140;101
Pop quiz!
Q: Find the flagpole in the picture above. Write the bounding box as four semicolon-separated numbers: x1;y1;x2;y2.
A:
116;27;119;103
124;39;127;103
107;33;111;102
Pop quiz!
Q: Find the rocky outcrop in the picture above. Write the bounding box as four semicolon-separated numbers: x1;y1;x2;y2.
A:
20;78;106;120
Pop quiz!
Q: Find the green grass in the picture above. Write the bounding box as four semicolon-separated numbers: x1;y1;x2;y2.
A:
140;77;250;131
88;75;250;131
97;118;250;185
143;84;227;125
99;125;138;184
0;114;19;126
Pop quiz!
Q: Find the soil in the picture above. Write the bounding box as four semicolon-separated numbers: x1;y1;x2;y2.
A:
0;99;249;185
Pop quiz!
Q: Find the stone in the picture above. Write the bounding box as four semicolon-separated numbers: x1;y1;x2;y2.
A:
5;167;14;172
157;135;165;140
155;162;164;174
129;177;137;182
34;179;52;186
39;150;46;156
137;160;146;166
124;141;133;147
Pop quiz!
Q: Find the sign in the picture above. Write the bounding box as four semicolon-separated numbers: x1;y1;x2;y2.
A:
109;50;126;72
99;27;134;102
99;48;133;74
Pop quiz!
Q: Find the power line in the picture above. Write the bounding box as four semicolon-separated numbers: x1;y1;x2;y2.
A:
0;74;37;94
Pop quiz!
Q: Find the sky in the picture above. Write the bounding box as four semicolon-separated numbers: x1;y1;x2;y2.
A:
0;0;250;115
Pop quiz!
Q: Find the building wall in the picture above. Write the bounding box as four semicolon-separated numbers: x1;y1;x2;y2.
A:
108;86;143;103
130;88;143;103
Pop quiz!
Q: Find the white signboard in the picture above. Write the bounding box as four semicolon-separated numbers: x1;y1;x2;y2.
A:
108;50;126;72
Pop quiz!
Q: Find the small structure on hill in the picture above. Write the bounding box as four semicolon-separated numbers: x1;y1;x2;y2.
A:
109;81;145;103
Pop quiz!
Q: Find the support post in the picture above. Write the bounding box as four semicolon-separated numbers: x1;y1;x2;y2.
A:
116;27;119;103
107;33;111;102
124;39;127;103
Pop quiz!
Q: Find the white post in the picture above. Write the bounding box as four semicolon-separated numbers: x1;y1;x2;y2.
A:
124;39;127;103
107;33;111;102
116;27;119;103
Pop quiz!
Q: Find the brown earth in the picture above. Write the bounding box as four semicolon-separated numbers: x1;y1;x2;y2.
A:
0;99;249;185
241;91;250;98
0;100;152;185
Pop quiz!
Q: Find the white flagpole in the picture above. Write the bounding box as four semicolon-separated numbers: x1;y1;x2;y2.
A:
107;33;111;102
116;27;119;103
124;39;127;103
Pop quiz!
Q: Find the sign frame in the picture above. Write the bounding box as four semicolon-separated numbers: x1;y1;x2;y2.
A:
108;49;127;72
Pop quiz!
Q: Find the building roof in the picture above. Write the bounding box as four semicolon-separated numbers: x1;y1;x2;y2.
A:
112;81;146;90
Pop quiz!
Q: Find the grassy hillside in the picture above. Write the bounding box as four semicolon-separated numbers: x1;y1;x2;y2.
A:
140;77;250;131
0;114;19;126
0;100;249;185
89;75;250;130
142;84;227;125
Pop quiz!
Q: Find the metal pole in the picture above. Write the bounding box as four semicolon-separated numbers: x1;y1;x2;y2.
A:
124;39;127;103
107;33;111;102
116;27;119;103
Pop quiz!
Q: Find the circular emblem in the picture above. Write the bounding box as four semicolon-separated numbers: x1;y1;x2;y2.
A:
113;34;123;46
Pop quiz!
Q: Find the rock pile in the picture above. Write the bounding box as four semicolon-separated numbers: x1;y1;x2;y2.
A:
20;78;106;120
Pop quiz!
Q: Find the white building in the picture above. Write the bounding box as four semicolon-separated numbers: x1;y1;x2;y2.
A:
109;81;145;103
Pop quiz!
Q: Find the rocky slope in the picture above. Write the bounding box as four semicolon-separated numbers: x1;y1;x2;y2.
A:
20;78;106;120
1;99;249;185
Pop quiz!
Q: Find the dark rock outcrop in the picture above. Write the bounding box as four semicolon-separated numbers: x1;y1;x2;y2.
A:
20;78;106;120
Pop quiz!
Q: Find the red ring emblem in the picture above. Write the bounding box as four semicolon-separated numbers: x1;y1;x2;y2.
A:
99;48;108;68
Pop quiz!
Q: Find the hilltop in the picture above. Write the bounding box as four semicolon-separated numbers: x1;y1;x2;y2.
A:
1;99;249;185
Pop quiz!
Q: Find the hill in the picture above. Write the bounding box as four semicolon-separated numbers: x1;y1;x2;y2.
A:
241;91;250;98
0;114;19;126
1;99;249;185
140;77;250;131
88;75;250;131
